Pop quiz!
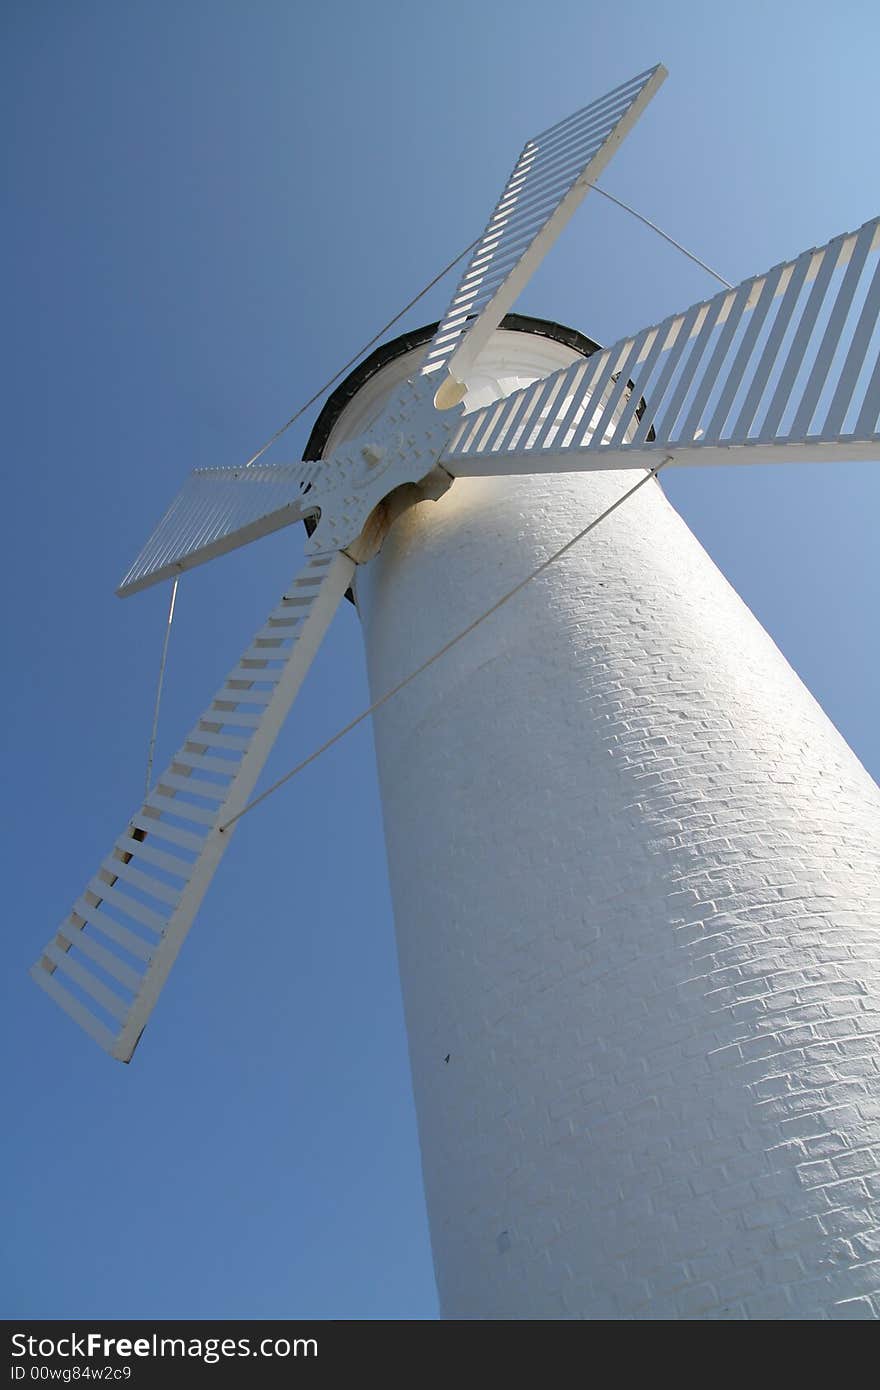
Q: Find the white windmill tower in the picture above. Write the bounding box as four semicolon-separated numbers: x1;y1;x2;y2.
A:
32;64;880;1320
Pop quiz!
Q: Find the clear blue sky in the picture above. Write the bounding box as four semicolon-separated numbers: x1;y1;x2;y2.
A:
3;0;879;1320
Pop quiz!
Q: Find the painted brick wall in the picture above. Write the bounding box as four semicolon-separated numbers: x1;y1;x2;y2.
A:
352;345;880;1321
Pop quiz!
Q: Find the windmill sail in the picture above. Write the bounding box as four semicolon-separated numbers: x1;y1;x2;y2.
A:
32;550;354;1061
424;64;667;403
118;462;323;596
442;217;880;474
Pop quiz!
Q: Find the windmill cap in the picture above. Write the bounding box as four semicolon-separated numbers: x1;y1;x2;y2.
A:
303;313;602;467
303;314;604;601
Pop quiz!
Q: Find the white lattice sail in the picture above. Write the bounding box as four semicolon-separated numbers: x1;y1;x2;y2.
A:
424;64;667;400
118;463;322;596
32;551;354;1060
442;217;880;473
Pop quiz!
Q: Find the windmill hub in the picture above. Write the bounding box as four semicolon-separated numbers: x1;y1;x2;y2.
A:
301;372;461;556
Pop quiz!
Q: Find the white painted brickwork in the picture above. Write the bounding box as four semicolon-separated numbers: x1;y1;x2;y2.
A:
347;335;880;1320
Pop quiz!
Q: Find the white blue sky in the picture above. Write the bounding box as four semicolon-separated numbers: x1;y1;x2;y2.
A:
3;0;879;1319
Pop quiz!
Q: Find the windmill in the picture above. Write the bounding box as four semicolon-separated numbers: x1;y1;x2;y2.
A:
31;62;880;1319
